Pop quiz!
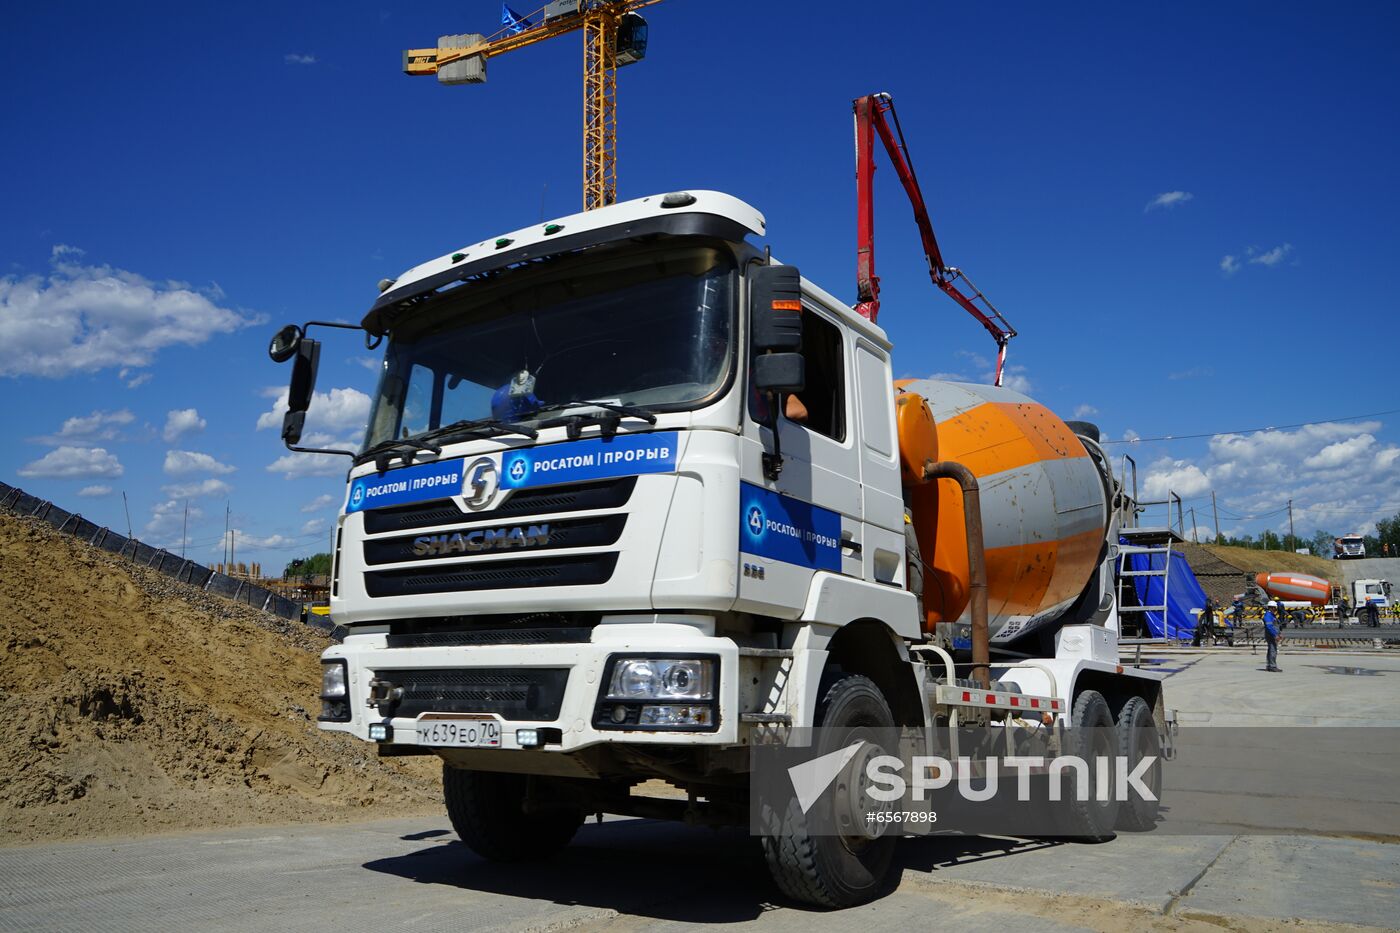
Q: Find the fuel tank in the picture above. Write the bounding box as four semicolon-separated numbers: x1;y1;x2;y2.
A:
1256;572;1330;605
897;380;1110;644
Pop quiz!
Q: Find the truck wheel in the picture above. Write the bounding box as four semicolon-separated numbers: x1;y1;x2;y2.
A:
1056;690;1118;841
761;674;898;908
442;765;583;861
1113;697;1162;831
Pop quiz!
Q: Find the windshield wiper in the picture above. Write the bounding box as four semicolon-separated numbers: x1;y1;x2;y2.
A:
416;417;539;445
530;399;658;440
356;437;442;471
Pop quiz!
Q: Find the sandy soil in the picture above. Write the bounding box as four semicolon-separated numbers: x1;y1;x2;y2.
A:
0;509;441;845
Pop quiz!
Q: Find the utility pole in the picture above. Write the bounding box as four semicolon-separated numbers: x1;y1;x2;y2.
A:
181;500;189;558
122;491;133;539
1189;507;1199;543
224;501;230;568
230;528;236;574
1211;491;1221;544
1287;498;1295;552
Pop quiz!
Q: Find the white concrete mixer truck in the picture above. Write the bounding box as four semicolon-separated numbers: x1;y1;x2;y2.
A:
270;190;1172;907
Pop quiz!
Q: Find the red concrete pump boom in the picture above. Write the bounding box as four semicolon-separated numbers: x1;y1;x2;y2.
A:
853;92;1018;386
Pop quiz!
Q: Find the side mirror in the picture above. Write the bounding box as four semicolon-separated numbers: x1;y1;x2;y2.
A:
282;410;307;447
753;352;805;394
268;324;303;363
751;265;803;352
280;338;319;447
287;338;320;414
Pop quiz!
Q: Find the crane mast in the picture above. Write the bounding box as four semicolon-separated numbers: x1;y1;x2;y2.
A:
404;1;664;211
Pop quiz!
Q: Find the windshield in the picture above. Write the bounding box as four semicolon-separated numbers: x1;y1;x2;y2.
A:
364;243;735;449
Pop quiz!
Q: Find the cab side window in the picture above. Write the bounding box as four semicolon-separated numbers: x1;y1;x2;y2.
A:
788;308;846;441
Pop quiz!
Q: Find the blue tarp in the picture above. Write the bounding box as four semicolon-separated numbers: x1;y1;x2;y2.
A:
1122;539;1209;639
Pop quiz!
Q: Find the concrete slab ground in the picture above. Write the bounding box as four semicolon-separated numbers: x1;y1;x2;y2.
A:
1148;647;1400;726
2;650;1397;931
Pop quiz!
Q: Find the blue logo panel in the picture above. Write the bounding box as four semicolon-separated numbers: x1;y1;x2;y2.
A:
347;458;465;514
739;482;842;572
501;432;679;490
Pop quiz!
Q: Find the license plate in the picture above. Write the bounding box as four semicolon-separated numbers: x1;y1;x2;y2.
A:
416;715;502;748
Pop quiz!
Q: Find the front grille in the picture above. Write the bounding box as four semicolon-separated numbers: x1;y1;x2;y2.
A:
364;553;618;598
383;667;569;720
361;476;637;535
362;513;625;566
388;628;593;647
385;611;600;647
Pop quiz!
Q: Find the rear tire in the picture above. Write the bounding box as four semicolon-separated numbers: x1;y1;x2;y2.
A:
443;765;583;862
1056;690;1119;841
761;674;898;908
1113;697;1162;831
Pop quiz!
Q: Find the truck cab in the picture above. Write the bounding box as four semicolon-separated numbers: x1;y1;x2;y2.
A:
273;190;1169;907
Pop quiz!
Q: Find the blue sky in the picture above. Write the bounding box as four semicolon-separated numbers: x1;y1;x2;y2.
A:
2;1;1398;570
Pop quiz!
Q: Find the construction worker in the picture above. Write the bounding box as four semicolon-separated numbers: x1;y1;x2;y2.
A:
1262;605;1281;672
1366;598;1381;628
1193;597;1215;647
1232;596;1245;628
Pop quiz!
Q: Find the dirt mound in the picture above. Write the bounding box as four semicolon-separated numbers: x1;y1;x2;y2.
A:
0;509;440;846
1177;543;1340;604
1194;544;1339;582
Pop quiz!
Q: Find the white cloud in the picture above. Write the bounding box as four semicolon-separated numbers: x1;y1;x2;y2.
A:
919;362;1032;395
1220;255;1240;276
161;478;233;499
256;386;370;434
145;499;204;546
0;252;255;378
77;485;113;498
301;518;328;535
284;53;318;65
1199;421;1400;538
1145;191;1194;212
18;446;123;479
123;370;153;389
216;529;295;551
1168;367;1211;381
1249;243;1292;267
163;408;206;443
266;451;351;479
1142;458;1212;499
1073;405;1099;419
164;450;236;476
997;366;1033;395
32;408;135;445
301;493;335;512
1301;434;1376;471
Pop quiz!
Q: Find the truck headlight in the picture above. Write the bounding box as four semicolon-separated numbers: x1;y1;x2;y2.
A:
607;658;714;701
597;656;719;731
319;659;351;723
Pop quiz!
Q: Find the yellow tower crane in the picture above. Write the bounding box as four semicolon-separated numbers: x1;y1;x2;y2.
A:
404;1;664;211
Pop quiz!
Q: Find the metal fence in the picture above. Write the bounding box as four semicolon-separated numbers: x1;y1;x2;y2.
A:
0;480;333;634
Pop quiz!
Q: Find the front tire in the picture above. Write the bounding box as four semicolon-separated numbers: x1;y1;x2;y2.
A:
443;765;583;862
762;674;898;908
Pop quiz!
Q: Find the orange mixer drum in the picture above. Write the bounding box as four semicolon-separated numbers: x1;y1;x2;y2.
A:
897;380;1109;644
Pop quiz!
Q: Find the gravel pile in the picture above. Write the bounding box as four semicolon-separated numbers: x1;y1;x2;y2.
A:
0;510;440;846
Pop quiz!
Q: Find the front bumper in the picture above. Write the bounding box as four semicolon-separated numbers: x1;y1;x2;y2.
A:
321;620;741;752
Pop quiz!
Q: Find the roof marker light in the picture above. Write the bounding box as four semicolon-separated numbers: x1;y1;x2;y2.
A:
495;237;513;249
451;253;466;263
544;223;563;235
